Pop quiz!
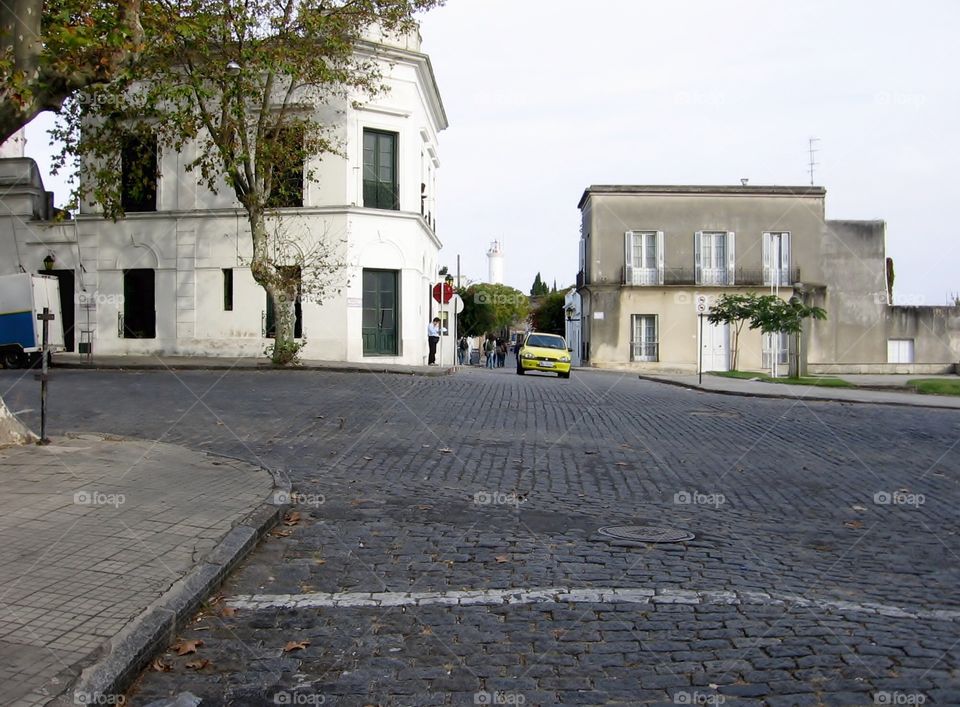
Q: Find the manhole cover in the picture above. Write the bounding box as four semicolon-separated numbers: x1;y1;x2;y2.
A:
597;525;695;543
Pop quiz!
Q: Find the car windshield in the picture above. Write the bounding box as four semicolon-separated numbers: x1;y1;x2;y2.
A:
525;334;565;350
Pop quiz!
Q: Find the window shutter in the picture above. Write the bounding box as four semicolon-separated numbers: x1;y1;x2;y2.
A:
726;231;736;285
694;231;702;284
656;231;665;285
762;232;771;285
624;231;634;285
781;233;791;283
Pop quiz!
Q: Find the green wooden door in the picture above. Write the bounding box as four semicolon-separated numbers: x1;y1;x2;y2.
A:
362;269;398;355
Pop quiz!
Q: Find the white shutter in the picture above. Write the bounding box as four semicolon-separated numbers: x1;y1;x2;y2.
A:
726;231;736;285
624;231;634;285
656;231;665;285
781;233;791;284
762;232;772;286
694;231;702;284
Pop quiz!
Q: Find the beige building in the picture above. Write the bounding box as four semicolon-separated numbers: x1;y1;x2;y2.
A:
576;185;960;374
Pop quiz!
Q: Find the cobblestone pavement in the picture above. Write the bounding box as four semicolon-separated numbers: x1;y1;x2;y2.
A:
3;366;959;706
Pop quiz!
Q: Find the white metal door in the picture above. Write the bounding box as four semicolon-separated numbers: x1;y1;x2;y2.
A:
701;321;729;372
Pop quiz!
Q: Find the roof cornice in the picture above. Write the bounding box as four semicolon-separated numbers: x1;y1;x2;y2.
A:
578;184;827;209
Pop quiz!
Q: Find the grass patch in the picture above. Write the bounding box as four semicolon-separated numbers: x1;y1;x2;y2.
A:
907;378;960;396
711;371;855;388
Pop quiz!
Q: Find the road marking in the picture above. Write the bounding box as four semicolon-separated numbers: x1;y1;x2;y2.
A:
228;586;960;620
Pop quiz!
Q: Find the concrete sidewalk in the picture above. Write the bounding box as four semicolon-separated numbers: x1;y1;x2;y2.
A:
0;435;281;706
635;372;960;409
51;354;455;377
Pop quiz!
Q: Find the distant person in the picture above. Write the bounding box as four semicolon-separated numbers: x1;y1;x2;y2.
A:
484;335;496;369
458;336;468;365
427;317;442;365
496;338;506;367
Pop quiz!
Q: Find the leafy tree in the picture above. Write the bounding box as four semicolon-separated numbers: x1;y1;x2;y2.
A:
52;0;441;364
458;283;528;337
707;293;759;371
530;272;548;296
748;295;826;336
530;291;565;335
0;0;146;143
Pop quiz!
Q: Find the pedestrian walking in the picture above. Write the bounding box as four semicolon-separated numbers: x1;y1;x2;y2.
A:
484;335;496;369
458;336;468;365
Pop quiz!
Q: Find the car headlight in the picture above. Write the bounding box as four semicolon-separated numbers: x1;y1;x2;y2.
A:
521;352;535;359
560;356;570;362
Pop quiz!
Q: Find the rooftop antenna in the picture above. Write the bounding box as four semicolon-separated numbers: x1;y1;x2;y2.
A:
808;137;820;185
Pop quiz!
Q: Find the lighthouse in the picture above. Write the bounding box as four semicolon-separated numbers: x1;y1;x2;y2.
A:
486;240;504;284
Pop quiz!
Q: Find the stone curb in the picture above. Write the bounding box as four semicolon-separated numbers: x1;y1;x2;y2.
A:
51;360;456;377
50;458;292;707
636;374;960;411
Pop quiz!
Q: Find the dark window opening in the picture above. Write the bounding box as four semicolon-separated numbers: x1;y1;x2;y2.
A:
265;127;304;208
122;268;156;338
265;266;303;338
363;129;398;210
223;268;234;311
121;134;158;212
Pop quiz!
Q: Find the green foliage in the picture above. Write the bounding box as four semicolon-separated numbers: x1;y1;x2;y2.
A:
264;336;306;366
530;272;548;296
530;291;566;335
0;0;145;143
907;379;960;396
748;295;827;335
458;283;529;337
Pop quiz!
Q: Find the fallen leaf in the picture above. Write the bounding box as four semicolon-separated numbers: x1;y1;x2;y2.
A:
494;555;510;564
420;626;433;636
619;444;632;449
350;498;366;507
439;448;453;454
844;520;865;529
283;640;310;652
283;511;301;526
852;504;867;512
584;450;598;455
150;658;173;672
185;658;210;670
363;455;373;461
314;558;326;565
614;462;629;467
221;606;237;618
172;639;203;656
416;504;433;511
269;528;293;538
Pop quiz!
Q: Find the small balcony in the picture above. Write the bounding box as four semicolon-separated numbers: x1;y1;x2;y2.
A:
621;267;800;287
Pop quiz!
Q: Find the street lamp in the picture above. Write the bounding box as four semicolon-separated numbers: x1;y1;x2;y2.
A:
564;304;579;321
226;61;242;76
43;253;56;271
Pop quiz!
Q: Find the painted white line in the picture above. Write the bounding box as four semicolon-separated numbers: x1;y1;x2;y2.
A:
227;586;960;621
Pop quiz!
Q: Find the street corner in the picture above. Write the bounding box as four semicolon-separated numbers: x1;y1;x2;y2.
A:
0;436;277;706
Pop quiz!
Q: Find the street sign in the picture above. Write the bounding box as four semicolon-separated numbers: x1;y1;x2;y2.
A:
452;294;464;314
432;282;454;304
695;295;709;314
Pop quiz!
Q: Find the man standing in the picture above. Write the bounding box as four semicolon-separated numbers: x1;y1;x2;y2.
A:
427;317;442;365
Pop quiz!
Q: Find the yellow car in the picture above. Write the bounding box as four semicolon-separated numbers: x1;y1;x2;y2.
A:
516;332;572;378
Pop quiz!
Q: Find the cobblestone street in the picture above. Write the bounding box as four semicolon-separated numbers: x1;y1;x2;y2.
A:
4;366;959;706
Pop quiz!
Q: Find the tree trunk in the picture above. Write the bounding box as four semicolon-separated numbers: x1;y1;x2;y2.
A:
0;396;36;447
247;206;298;365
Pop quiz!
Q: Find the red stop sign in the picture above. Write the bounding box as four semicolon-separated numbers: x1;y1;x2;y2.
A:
432;282;454;304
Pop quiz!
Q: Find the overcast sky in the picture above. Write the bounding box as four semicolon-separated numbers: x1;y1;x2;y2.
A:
26;0;959;304
416;0;959;304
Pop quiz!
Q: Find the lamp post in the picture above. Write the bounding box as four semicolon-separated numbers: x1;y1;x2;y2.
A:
43;253;55;271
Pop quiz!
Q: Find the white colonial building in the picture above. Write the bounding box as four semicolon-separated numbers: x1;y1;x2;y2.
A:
0;28;447;365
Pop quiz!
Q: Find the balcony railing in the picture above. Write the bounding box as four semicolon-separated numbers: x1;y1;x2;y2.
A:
620;267;801;287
